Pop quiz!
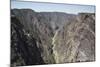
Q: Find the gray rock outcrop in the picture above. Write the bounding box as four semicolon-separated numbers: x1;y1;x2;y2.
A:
52;13;95;63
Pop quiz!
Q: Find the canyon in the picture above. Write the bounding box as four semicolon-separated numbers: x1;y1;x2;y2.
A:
11;9;95;66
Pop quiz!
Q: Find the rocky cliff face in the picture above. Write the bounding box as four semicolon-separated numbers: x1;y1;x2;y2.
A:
11;9;95;66
52;13;95;63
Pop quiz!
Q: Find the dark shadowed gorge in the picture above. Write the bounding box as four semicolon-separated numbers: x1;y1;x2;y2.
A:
11;9;95;66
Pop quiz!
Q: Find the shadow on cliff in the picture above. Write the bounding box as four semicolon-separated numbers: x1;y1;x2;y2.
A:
11;16;45;66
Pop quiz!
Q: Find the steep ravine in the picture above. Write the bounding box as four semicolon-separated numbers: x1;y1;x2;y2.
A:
11;9;95;66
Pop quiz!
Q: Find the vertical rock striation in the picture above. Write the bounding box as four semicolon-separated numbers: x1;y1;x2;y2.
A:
52;13;95;63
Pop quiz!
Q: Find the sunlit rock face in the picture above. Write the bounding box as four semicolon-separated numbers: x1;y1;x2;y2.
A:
11;9;95;66
52;13;95;63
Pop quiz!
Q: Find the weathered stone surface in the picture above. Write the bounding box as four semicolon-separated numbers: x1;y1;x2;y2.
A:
52;13;95;63
11;9;95;66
